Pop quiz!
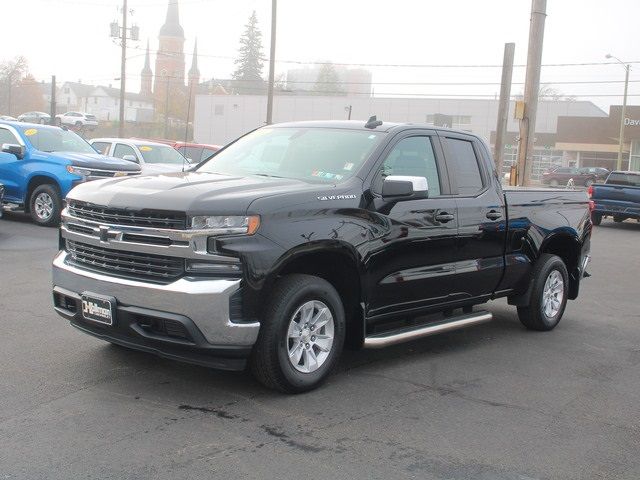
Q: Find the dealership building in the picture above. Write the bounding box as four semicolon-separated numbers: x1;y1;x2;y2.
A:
193;94;637;179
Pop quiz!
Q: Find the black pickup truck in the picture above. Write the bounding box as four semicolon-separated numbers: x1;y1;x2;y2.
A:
52;119;592;392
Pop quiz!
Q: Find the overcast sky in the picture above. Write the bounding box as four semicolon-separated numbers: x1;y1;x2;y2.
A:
3;0;638;111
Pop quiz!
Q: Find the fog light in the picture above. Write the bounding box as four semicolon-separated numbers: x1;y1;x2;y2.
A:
185;259;242;275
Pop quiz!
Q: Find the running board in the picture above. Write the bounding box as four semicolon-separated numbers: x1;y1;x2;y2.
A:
363;311;493;349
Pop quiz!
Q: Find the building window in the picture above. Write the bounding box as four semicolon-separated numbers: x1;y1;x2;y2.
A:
214;104;224;115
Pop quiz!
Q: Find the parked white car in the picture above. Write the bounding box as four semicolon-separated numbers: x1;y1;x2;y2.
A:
56;111;98;130
89;138;189;175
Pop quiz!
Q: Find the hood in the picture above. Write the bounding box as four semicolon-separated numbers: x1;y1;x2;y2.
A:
56;152;141;172
67;171;330;215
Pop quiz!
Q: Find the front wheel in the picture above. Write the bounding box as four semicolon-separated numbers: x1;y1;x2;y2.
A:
250;274;345;393
517;254;569;331
29;184;62;227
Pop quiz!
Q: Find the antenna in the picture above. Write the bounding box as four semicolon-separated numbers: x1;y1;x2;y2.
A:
182;81;194;173
365;115;382;129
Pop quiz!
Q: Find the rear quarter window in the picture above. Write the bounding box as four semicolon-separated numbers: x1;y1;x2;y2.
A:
606;173;640;187
446;137;484;196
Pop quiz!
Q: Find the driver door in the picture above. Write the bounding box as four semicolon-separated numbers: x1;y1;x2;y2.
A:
364;132;459;319
0;126;26;202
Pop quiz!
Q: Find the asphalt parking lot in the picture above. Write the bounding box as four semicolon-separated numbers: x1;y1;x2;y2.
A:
1;213;639;480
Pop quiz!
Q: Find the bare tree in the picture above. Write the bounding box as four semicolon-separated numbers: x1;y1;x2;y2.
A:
0;56;29;115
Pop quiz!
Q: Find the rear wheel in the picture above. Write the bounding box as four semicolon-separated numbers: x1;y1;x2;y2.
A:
517;254;568;331
250;274;345;393
29;184;61;227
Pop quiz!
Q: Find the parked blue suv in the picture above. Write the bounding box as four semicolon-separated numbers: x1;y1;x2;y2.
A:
0;121;140;226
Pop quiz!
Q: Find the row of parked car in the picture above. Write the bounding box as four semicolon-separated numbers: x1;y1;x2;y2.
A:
0;111;100;130
0;119;220;226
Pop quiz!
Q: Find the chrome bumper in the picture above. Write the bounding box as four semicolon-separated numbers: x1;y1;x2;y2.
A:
52;251;260;347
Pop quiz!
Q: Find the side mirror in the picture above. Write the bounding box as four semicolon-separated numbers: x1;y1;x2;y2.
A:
382;175;428;201
1;143;25;159
122;154;138;163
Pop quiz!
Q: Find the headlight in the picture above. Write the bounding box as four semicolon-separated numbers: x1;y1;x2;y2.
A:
190;215;260;235
66;165;92;177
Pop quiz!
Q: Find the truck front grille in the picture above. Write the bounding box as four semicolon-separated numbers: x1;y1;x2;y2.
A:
66;240;184;282
68;201;186;229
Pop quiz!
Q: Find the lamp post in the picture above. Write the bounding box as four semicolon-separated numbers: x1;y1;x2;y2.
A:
606;54;630;171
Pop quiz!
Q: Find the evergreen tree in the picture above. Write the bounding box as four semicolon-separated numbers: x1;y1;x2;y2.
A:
313;62;344;95
232;11;265;94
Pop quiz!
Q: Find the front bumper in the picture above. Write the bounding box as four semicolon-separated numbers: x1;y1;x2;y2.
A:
52;251;260;370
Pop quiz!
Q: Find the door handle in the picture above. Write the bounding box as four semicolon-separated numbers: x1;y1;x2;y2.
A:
435;212;455;223
486;210;502;221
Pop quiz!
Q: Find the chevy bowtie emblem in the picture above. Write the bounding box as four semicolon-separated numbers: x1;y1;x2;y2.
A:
99;225;110;242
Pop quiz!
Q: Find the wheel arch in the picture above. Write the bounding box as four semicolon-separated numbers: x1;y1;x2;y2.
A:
539;232;583;299
25;174;62;212
263;241;365;348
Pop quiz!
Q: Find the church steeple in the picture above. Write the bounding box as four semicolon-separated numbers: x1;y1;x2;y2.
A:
188;39;200;79
140;39;153;96
154;0;186;102
160;0;184;38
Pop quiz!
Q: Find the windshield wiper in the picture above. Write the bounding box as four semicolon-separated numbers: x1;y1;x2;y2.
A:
253;173;286;179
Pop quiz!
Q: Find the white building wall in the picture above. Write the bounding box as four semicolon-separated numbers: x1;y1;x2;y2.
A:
194;95;606;146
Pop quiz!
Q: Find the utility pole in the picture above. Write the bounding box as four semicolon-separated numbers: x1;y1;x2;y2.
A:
119;0;127;137
606;54;630;171
494;42;515;178
50;75;57;125
265;0;277;124
6;72;12;116
516;0;547;186
163;74;170;139
110;1;139;137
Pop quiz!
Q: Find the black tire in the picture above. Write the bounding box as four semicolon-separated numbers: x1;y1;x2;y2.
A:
613;216;624;223
250;274;345;393
29;184;62;227
591;213;602;226
517;254;569;331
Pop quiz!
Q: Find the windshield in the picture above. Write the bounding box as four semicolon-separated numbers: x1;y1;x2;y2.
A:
138;144;187;164
21;127;96;154
197;127;385;183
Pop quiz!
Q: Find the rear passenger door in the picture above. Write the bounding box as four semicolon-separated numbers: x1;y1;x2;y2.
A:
441;132;506;301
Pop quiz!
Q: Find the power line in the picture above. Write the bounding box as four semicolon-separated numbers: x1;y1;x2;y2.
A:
123;44;640;69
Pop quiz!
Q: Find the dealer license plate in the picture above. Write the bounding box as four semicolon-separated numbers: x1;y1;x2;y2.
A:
81;293;115;325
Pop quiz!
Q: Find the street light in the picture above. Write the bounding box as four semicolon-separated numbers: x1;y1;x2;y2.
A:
606;54;630;171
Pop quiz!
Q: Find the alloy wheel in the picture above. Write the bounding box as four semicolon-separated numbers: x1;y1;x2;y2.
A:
287;300;335;373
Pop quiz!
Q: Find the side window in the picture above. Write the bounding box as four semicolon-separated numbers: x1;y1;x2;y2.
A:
446;138;483;196
92;142;111;155
0;128;19;145
379;136;441;196
113;143;138;161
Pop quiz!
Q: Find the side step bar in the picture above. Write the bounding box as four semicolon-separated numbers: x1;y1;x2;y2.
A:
363;311;492;349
